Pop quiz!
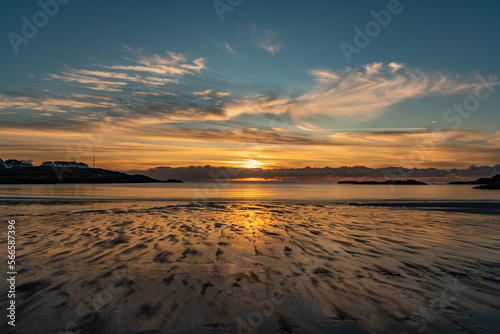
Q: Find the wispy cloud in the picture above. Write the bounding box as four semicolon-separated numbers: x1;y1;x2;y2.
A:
214;39;236;54
223;43;235;54
48;72;128;92
193;89;213;96
296;63;485;120
0;93;114;114
250;24;281;55
3;57;496;130
223;63;495;121
2;51;499;170
103;51;206;76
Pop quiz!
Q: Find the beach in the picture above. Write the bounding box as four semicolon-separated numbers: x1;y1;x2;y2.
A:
1;199;499;333
3;0;500;332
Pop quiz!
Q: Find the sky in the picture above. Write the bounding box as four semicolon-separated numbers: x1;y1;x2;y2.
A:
0;0;499;171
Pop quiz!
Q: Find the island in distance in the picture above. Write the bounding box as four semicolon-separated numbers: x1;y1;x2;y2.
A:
338;179;427;185
449;174;500;189
475;178;500;189
0;166;182;184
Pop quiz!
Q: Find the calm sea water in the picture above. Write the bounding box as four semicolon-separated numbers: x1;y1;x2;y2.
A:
0;182;499;201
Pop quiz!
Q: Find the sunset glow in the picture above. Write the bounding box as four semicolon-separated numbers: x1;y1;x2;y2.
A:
0;1;499;174
231;159;274;169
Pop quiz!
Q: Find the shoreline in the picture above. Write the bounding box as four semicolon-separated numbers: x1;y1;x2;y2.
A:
2;199;500;215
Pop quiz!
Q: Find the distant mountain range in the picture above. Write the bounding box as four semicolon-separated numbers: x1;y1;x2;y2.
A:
125;164;500;182
338;179;427;185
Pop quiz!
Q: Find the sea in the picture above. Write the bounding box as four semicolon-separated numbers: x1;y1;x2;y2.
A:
1;181;499;201
1;182;499;333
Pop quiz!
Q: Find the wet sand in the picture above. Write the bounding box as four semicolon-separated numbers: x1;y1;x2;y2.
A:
1;201;499;333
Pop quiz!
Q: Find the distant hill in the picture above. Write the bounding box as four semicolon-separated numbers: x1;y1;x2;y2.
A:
338;179;427;185
126;164;500;181
0;167;181;184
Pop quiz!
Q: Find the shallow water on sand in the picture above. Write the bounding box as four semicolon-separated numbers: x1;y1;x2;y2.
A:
0;201;499;333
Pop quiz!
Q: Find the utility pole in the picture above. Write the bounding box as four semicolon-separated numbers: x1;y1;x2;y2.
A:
93;155;95;168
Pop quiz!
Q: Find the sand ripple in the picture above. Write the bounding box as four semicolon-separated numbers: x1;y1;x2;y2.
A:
0;201;499;333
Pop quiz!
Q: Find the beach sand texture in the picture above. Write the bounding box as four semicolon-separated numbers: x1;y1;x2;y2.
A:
1;201;499;333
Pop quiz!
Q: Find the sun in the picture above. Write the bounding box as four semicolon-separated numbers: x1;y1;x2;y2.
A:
234;159;273;169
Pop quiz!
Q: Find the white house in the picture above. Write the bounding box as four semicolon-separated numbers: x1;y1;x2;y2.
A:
0;158;33;168
52;161;89;168
1;157;89;169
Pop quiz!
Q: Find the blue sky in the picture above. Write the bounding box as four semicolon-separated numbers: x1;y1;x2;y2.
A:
1;0;499;170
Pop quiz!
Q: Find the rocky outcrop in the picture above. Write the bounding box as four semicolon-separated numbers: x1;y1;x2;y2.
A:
474;174;500;189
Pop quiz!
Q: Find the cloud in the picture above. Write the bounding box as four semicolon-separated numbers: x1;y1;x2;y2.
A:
388;62;404;72
2;50;499;171
0;93;114;114
193;89;213;96
251;24;281;55
3;57;497;133
47;49;208;95
28;48;223;122
223;63;495;121
295;63;485;120
223;43;235;54
132;91;164;97
103;51;206;76
309;69;340;84
364;62;383;75
214;39;236;54
222;96;293;119
68;93;115;101
48;72;128;92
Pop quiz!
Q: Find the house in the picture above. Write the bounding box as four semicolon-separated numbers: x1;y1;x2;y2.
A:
1;157;89;169
53;161;89;169
0;158;33;168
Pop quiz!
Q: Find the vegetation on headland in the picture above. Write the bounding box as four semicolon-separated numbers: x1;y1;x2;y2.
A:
0;167;182;184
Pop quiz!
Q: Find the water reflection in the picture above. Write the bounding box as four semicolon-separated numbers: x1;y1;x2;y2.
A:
0;182;499;201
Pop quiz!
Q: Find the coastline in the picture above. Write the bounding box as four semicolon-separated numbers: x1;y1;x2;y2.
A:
2;199;500;216
0;167;181;184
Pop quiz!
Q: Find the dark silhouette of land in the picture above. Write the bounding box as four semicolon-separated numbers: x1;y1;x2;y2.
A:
338;179;427;185
474;175;500;189
448;174;500;189
126;164;500;181
0;167;182;184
